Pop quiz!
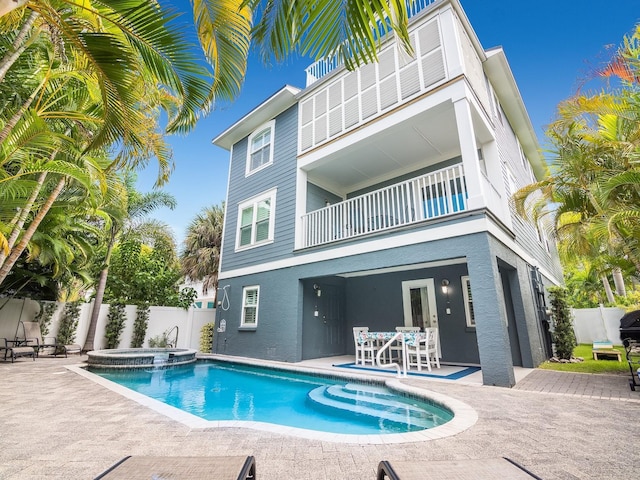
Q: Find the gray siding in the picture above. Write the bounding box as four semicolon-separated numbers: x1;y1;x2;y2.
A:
221;105;298;272
490;91;563;281
215;228;547;386
307;183;342;212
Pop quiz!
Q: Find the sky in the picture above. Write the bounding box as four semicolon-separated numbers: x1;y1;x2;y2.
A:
137;0;640;246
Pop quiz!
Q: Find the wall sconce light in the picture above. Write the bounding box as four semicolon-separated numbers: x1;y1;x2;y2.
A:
441;279;450;295
313;283;322;297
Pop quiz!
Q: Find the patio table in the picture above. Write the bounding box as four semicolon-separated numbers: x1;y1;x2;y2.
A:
356;331;427;377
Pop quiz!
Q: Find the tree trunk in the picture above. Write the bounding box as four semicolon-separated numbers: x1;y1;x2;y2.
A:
601;275;615;304
0;177;65;285
612;267;626;297
0;171;47;268
0;9;36;82
83;241;114;352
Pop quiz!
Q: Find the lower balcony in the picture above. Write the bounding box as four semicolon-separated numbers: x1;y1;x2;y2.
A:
301;164;468;248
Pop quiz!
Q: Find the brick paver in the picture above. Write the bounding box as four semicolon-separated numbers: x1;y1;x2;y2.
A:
0;356;638;480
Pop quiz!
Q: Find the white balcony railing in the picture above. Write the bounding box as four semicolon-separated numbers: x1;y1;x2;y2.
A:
301;164;468;248
305;0;438;86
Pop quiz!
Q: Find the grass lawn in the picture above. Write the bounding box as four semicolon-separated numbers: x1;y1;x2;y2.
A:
538;344;629;375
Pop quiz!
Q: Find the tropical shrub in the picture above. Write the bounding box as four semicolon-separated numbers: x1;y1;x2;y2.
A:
199;322;215;353
104;303;127;349
35;301;58;338
131;304;149;348
548;287;577;359
57;302;81;347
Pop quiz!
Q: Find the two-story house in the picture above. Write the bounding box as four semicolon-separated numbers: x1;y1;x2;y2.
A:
211;0;562;387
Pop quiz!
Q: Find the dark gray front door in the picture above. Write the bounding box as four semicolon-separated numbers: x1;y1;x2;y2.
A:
319;284;345;356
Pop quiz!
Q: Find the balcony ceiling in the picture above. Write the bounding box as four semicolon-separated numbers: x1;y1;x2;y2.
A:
305;102;462;194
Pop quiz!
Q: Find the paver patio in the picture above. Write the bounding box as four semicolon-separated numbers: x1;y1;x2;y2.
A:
0;355;638;479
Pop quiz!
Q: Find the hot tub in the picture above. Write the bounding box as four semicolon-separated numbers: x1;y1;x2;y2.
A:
86;348;197;369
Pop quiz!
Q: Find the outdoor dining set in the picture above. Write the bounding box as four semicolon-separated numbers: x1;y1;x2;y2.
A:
353;326;441;377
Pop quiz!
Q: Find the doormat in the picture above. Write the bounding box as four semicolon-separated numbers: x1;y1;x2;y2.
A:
332;362;481;380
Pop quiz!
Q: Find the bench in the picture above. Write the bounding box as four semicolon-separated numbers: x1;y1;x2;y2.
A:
592;349;622;362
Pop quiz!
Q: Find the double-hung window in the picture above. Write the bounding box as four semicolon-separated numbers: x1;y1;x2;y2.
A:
236;189;276;250
246;121;275;175
241;286;260;327
461;276;475;328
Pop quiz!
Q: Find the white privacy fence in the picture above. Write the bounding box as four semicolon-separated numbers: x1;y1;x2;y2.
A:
571;306;626;346
0;298;215;351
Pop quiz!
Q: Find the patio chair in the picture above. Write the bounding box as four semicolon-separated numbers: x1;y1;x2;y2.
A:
1;338;36;362
94;455;256;480
391;327;420;362
353;326;377;365
17;321;80;358
405;328;439;371
376;457;542;479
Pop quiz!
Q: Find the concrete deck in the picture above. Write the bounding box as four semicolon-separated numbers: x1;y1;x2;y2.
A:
1;355;638;479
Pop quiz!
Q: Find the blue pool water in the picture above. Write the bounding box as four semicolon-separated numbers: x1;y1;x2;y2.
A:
91;361;453;435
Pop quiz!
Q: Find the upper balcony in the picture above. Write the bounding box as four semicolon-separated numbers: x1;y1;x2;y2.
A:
301;163;467;248
304;0;439;86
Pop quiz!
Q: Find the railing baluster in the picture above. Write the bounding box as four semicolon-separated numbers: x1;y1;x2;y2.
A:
300;163;467;247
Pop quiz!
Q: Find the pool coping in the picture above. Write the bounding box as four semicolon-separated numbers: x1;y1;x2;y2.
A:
66;356;478;444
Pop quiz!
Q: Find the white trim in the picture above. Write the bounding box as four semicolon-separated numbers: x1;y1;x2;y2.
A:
235;188;277;251
246;120;276;176
241;285;260;327
461;275;475;328
218;144;234;269
220;212;563;287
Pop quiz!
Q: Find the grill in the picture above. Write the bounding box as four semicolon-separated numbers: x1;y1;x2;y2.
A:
620;310;640;391
619;309;640;345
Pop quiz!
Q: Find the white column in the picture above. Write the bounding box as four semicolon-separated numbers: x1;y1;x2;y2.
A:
454;97;485;210
294;167;308;249
439;5;464;78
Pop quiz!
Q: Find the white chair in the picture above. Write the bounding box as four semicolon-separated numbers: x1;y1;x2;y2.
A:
406;328;439;372
353;327;377;365
425;327;440;369
390;327;420;362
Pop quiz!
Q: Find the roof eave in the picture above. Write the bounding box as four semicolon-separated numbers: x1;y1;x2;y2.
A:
484;48;548;179
212;85;301;150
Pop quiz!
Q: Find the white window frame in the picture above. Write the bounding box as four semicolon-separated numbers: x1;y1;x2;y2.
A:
246;120;275;176
461;276;475;328
241;285;260;327
235;188;277;251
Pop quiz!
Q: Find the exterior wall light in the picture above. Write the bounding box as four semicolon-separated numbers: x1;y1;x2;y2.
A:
441;279;450;295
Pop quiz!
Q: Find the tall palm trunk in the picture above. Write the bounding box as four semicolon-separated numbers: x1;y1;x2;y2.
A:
0;171;47;268
0;177;65;285
82;240;114;352
0;9;36;82
601;275;615;304
612;267;626;297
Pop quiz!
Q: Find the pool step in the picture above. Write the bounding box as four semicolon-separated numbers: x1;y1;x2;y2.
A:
307;385;441;429
323;385;433;418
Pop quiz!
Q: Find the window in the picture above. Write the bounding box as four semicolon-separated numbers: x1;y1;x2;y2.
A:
461;276;475;328
246;121;275;175
236;189;277;250
241;286;260;327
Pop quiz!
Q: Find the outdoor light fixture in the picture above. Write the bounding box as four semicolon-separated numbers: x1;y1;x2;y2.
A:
313;283;322;297
441;279;450;295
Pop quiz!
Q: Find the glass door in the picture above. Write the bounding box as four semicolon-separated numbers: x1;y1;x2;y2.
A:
401;279;441;355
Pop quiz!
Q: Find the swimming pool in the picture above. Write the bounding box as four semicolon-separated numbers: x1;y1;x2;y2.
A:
90;361;452;435
71;357;478;443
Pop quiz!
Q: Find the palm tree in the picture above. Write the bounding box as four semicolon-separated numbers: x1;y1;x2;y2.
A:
83;172;177;351
515;26;640;301
180;203;224;297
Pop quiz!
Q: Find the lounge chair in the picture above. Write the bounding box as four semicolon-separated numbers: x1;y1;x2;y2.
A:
1;338;36;362
94;455;256;480
17;321;81;358
376;457;542;479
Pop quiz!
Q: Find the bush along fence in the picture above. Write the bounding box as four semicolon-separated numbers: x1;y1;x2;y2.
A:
0;298;215;352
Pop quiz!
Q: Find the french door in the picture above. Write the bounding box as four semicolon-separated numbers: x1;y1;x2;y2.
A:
401;278;441;356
